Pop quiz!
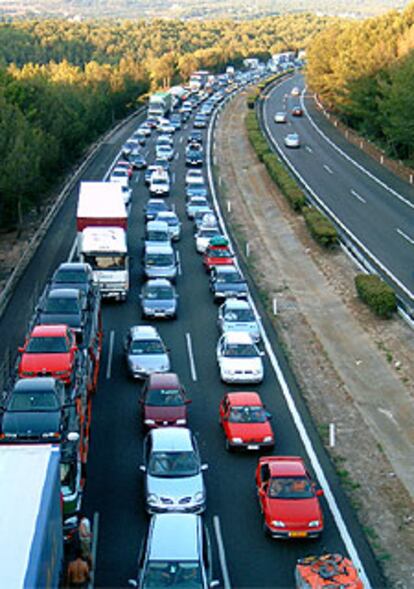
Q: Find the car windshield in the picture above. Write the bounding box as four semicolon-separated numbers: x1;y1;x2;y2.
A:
268;477;314;499
207;248;231;258
146;253;174;267
144;286;174;300
8;392;60;411
143;562;202;589
148;451;199;478
224;343;257;357
112;170;126;177
189;199;207;207
224;308;255;322
217;272;242;283
147;231;169;242
199;229;219;238
84;255;125;271
229;406;266;423
131;339;165;355
152;178;168;186
148;202;168;212
26;336;69;354
54;270;86;284
44;297;79;314
146;388;183;406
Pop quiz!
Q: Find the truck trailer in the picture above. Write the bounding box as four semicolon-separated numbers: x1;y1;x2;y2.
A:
77;181;127;233
0;445;63;588
148;91;172;119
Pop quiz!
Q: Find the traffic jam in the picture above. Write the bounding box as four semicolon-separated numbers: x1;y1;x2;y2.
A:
1;67;365;589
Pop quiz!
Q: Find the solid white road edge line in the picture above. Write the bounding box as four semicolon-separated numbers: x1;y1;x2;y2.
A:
207;97;372;589
263;79;414;303
213;515;232;589
106;330;115;380
350;189;366;204
68;238;78;263
185;332;198;382
301;89;414;212
176;250;182;275
397;228;414;246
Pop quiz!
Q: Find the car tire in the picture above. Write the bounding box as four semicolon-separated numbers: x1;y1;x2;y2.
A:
263;523;271;537
225;439;233;453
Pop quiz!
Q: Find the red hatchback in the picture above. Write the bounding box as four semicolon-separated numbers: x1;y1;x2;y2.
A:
256;456;324;539
140;372;191;428
203;237;234;272
18;324;78;385
219;392;274;451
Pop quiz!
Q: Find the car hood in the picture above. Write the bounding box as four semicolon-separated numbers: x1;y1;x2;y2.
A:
226;421;273;441
2;411;61;437
144;405;186;422
215;282;248;294
265;497;322;527
143;299;176;311
39;312;81;329
220;357;262;371
129;354;169;371
147;472;204;500
223;321;259;337
19;353;71;375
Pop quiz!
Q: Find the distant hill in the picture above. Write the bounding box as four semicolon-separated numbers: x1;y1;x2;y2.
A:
0;0;409;20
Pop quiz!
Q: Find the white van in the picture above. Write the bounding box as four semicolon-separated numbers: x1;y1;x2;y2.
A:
149;168;170;197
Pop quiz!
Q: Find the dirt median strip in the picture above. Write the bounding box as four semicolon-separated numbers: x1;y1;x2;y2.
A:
214;92;414;588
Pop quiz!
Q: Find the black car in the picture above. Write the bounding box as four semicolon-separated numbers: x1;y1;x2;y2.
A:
51;263;96;298
130;153;147;170
186;144;204;167
188;130;203;145
0;377;73;442
35;288;88;341
209;266;248;302
144;199;171;221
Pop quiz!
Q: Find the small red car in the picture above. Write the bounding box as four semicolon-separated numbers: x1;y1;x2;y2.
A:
291;106;303;117
256;456;324;539
18;324;78;385
219;392;274;451
140;372;191;428
203;237;234;272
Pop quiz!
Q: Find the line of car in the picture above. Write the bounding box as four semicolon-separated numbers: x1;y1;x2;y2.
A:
275;85;304;149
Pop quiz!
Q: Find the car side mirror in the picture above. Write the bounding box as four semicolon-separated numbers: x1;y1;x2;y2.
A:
259;351;265;357
185;398;192;404
201;464;208;471
18;346;24;353
266;412;272;420
210;581;220;588
316;489;324;497
128;581;138;588
67;432;80;442
139;465;146;473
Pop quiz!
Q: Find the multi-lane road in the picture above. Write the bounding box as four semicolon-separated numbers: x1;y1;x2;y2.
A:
261;74;414;311
0;84;387;588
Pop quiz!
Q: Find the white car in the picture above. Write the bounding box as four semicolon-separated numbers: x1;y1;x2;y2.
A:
156;144;174;161
274;111;287;123
216;332;264;384
284;132;300;148
138;124;151;137
185;169;204;186
158;121;175;134
195;226;221;253
217;298;260;342
150;169;170;197
291;86;300;96
109;167;129;183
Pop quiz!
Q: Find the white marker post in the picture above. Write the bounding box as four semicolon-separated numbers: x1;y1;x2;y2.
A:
227;201;231;214
329;423;336;448
272;297;278;316
245;242;250;257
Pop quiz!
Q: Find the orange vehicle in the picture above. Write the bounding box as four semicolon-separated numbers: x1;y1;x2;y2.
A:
295;554;364;588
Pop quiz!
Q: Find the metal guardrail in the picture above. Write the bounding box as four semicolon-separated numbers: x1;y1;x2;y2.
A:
257;78;414;328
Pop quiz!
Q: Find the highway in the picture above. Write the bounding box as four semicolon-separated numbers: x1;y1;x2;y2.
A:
261;74;414;310
0;86;385;587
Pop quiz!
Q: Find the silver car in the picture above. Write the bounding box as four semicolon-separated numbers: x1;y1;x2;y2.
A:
140;427;207;513
284;132;300;148
143;244;177;282
217;298;261;342
155;211;181;241
140;279;178;319
124;325;170;379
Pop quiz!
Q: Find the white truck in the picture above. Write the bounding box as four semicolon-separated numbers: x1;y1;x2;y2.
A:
148;92;172;119
77;182;129;300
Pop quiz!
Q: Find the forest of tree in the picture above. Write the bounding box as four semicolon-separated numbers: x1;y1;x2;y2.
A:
0;14;332;229
306;1;414;161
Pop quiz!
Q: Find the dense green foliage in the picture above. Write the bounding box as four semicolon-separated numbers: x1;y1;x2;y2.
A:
303;207;338;247
355;274;397;317
306;2;414;160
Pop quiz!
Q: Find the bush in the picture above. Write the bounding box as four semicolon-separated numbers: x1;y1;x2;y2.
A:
247;89;259;109
262;153;307;211
355;274;397;318
303;207;338;247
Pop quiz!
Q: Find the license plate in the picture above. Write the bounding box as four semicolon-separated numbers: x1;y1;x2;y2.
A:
289;531;307;538
247;444;259;450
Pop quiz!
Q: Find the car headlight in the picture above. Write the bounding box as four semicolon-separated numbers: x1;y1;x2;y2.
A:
231;437;243;444
263;436;273;443
194;492;204;503
144;419;155;425
271;520;285;528
308;520;320;528
176;418;186;425
147;494;159;505
223;367;235;375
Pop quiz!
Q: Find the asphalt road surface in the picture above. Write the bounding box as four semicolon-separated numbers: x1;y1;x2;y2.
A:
262;74;414;310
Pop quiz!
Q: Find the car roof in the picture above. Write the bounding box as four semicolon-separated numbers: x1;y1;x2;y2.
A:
150;427;193;452
224;298;251;310
215;265;239;274
267;457;307;477
144;278;173;288
145;244;174;254
147;372;180;389
149;514;200;561
223;332;254;344
156;211;177;218
48;288;81;299
227;391;263;406
55;262;89;273
130;325;159;340
146;220;169;230
14;377;57;392
30;325;69;337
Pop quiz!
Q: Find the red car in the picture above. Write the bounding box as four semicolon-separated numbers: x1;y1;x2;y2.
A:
291;106;303;117
140;372;191;428
256;456;324;539
219;392;274;451
203;237;234;272
18;324;78;385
